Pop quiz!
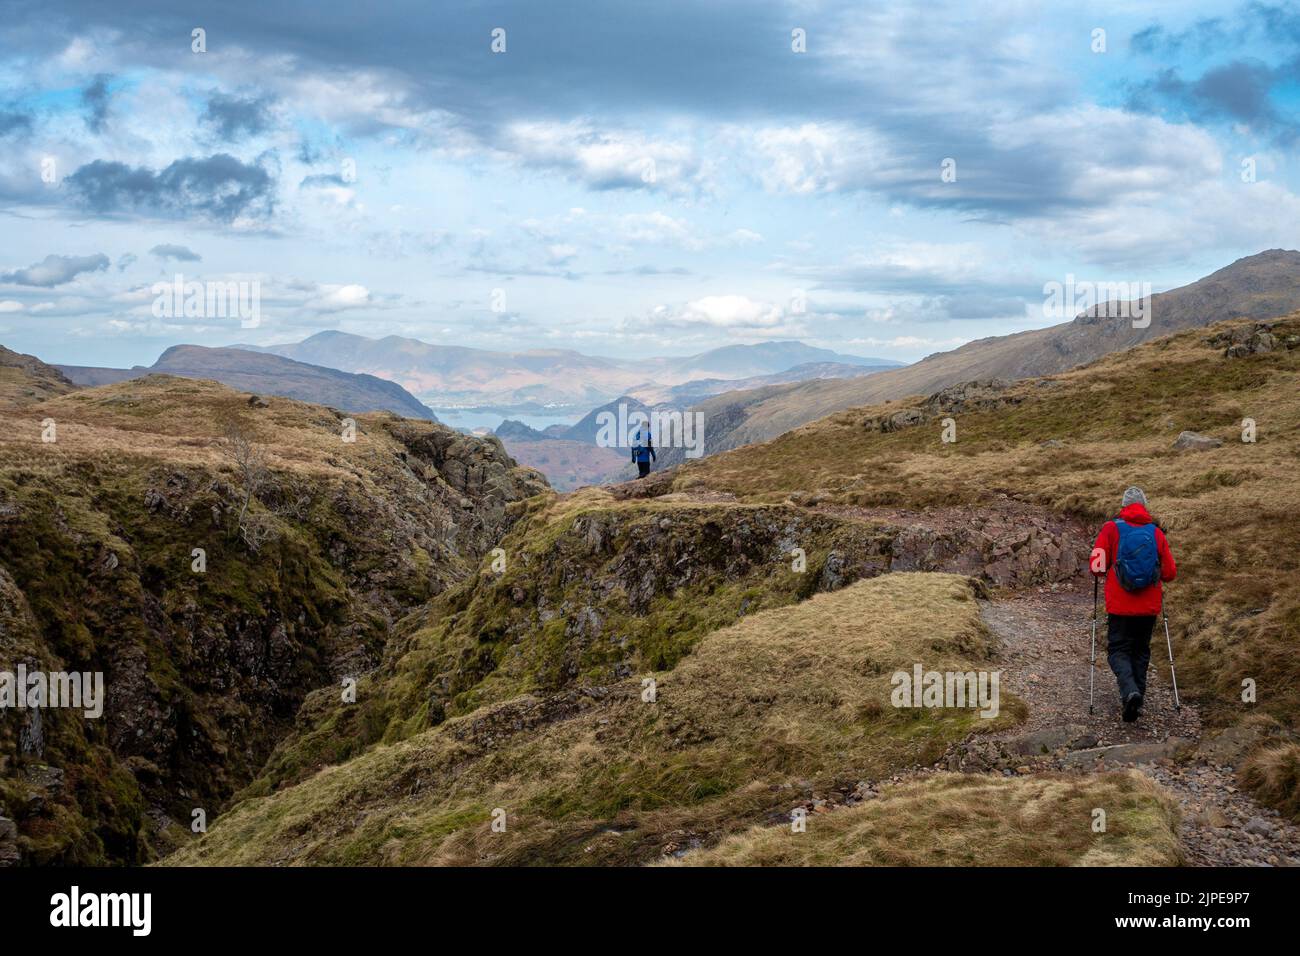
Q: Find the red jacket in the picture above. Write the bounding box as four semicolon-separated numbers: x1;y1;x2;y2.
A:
1091;503;1176;616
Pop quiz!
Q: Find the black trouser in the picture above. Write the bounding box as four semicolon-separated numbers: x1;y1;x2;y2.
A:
1106;614;1155;702
636;460;651;478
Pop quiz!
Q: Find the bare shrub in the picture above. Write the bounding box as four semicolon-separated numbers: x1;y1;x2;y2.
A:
219;413;274;551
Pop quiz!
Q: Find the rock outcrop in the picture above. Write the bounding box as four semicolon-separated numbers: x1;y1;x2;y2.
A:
862;379;1022;433
1207;321;1300;357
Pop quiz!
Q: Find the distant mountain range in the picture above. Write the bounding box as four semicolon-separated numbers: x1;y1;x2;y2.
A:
57;345;438;420
628;360;895;406
652;249;1300;470
233;332;901;408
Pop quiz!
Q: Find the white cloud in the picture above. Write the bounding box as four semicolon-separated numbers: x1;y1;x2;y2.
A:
304;283;372;312
501;120;708;195
651;295;787;330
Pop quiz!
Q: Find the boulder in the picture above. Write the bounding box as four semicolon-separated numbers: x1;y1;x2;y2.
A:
862;379;1021;434
1004;724;1097;756
920;379;1017;416
1173;430;1223;451
1061;737;1193;769
1196;724;1267;766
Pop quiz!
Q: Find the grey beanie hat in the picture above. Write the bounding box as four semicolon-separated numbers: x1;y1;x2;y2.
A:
1121;486;1148;508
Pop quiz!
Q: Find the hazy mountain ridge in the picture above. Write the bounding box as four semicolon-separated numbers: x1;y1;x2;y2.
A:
236;332;901;408
629;360;894;406
57;345;438;420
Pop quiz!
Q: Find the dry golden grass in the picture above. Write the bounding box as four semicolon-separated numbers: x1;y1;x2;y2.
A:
0;373;423;483
665;771;1183;867
167;573;1024;866
1239;744;1300;819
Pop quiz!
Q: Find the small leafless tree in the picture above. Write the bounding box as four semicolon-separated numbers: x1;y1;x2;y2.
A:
220;415;273;551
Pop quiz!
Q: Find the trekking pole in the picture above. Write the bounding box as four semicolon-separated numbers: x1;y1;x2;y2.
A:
1088;576;1098;714
1162;604;1181;711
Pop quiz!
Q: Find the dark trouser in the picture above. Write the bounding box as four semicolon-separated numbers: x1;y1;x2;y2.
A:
636;460;651;478
1106;614;1155;702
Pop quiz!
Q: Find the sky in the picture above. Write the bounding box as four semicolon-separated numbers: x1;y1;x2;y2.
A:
1;0;1299;368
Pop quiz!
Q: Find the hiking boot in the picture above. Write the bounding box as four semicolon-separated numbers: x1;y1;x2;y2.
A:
1122;692;1143;722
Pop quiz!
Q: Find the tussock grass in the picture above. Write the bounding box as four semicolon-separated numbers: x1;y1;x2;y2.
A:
169;573;1022;865
1240;745;1300;819
665;771;1182;867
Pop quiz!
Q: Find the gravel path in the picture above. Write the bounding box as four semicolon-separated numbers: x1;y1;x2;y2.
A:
979;582;1300;867
980;585;1199;745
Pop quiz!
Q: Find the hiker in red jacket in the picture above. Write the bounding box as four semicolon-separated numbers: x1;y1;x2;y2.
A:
1091;487;1177;722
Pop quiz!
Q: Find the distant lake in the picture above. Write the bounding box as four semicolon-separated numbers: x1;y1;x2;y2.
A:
428;406;587;433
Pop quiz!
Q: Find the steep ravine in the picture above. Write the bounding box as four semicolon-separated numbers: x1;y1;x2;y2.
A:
0;370;547;864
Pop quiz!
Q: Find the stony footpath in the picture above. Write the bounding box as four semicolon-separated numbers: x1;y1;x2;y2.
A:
958;583;1300;867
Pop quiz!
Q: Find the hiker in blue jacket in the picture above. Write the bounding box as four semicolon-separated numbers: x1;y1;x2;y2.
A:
631;420;656;478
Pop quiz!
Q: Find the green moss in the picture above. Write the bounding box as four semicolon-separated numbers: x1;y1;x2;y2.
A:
248;501;898;795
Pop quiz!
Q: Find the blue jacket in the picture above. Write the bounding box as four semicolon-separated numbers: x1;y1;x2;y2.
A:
631;426;655;463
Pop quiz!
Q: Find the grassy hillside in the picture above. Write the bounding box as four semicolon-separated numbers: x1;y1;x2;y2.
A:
0;365;545;864
171;574;1037;865
671;315;1300;812
18;312;1292;867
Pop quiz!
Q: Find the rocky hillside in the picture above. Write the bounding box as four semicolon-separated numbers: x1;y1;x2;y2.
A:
656;250;1300;469
0;356;546;864
59;344;439;420
223;478;1095;801
1;346;78;406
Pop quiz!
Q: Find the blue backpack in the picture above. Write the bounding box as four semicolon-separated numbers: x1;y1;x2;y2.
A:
1113;519;1161;591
